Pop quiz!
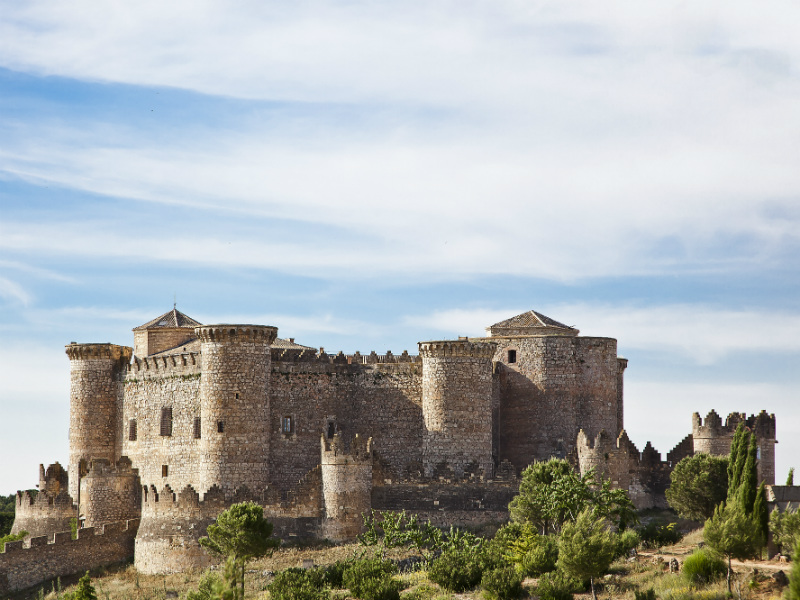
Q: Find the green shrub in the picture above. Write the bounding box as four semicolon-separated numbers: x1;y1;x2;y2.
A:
615;529;641;558
634;589;656;600
269;569;330;600
535;571;583;600
0;529;28;549
343;558;400;600
351;575;402;600
321;560;350;589
770;508;800;558
186;570;227;600
682;549;726;587
638;522;682;548
657;587;726;600
428;550;485;592
481;567;524;600
518;535;558;576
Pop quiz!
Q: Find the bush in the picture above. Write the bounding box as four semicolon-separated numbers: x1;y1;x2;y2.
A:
518;535;559;576
682;549;726;587
428;550;485;592
321;560;350;588
638;522;682;548
535;571;583;600
481;567;524;600
343;557;400;600
269;569;330;600
351;575;402;600
615;529;641;559
770;508;800;558
0;529;28;549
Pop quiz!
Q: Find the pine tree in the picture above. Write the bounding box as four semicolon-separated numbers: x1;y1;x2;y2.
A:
738;435;758;515
727;423;747;496
72;572;98;600
704;502;761;595
557;509;617;600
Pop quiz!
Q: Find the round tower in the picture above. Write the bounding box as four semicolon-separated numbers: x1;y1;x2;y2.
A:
79;457;141;528
196;325;277;494
65;343;132;501
419;339;497;478
320;433;373;542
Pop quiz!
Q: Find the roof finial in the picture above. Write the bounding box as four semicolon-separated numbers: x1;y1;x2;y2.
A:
174;293;176;310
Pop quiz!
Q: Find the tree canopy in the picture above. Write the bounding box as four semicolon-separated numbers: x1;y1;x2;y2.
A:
703;501;762;594
665;453;728;522
508;458;636;534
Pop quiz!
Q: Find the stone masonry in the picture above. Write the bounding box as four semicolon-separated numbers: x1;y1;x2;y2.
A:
7;307;779;589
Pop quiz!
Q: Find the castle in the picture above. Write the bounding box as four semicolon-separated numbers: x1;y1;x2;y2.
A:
1;308;778;591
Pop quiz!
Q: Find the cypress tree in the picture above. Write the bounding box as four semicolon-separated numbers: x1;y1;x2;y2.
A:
738;435;758;514
788;467;795;486
727;423;747;497
752;482;769;550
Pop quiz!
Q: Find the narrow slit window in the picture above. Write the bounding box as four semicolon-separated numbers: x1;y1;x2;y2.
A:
217;420;224;433
162;465;168;477
160;407;173;437
282;416;294;435
129;419;137;441
327;421;336;439
507;349;517;364
193;417;201;439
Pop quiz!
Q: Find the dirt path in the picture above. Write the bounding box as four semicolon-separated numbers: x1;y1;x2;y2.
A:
638;550;790;572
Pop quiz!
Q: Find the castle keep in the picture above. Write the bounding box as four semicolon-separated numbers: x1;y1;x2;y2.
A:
2;307;778;591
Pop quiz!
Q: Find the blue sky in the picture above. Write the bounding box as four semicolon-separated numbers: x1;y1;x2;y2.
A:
0;1;798;495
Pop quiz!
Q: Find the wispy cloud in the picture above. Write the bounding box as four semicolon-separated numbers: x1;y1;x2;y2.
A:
0;276;31;306
404;303;800;365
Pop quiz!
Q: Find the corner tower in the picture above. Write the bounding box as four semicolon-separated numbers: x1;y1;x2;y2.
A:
196;324;277;494
419;339;496;478
65;343;132;501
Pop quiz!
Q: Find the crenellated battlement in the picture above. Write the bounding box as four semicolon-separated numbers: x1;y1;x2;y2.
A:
12;463;77;538
0;519;139;595
65;343;132;364
576;428;670;510
321;433;373;462
128;351;201;378
194;324;278;344
272;348;421;364
84;456;137;478
418;339;497;359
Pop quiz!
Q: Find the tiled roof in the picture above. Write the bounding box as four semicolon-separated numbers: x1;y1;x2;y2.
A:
272;338;316;351
133;308;203;331
489;310;574;331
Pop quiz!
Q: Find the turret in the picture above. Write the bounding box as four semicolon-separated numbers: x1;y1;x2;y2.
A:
196;325;277;494
320;433;373;542
65;343;132;501
79;457;141;528
691;410;777;484
419;339;496;478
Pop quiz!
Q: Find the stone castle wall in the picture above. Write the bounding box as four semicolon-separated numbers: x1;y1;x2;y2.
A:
122;372;202;492
576;430;670;510
0;520;138;595
490;336;622;472
11;490;77;538
134;328;196;358
269;359;423;491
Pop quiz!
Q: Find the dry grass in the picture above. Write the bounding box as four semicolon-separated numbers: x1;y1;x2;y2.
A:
8;531;791;600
